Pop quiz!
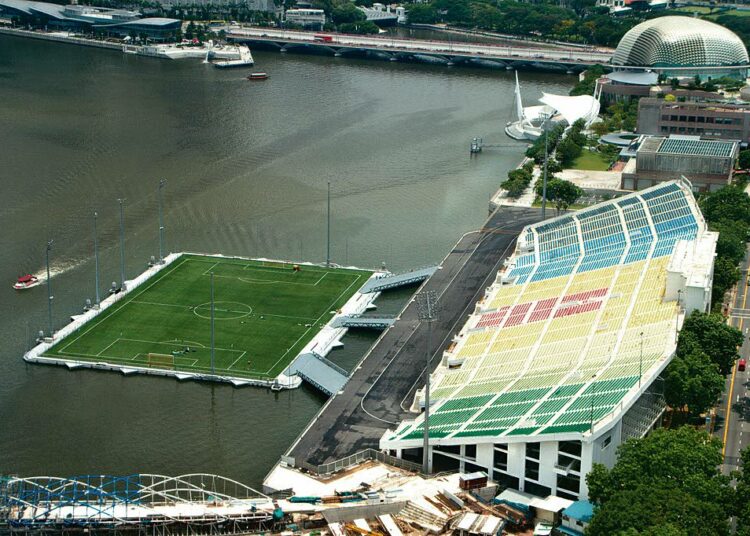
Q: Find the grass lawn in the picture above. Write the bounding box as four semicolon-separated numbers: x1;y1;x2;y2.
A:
570;149;612;171
46;255;372;380
673;6;714;14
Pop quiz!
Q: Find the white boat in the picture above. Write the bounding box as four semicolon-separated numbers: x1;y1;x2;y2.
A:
122;41;249;61
213;46;254;68
13;274;40;290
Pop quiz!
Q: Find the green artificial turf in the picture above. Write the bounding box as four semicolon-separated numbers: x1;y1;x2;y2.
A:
46;254;372;379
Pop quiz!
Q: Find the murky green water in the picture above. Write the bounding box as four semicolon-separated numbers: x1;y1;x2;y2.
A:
0;33;570;486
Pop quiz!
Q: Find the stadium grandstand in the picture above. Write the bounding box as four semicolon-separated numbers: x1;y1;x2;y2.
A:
380;179;718;500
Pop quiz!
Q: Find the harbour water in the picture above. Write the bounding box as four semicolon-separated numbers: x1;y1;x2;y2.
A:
0;33;570;486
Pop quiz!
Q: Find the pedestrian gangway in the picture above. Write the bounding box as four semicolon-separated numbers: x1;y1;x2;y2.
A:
283;351;349;396
360;266;439;293
331;315;396;330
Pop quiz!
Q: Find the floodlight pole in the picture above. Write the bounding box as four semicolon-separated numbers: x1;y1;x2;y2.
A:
118;198;126;289
46;240;53;338
639;331;644;387
326;181;331;267
210;271;215;376
417;290;439;475
158;179;166;263
93;211;100;307
541;113;550;220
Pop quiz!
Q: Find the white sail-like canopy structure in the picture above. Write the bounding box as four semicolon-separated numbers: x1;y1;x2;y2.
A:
505;75;602;141
539;93;601;127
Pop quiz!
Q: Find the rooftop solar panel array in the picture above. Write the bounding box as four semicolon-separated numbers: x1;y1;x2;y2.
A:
657;137;735;158
385;181;702;444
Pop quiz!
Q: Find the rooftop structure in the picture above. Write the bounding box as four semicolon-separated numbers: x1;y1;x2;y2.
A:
611;16;750;80
381;180;716;500
284;8;325;30
620;135;737;192
0;0;180;39
637;97;750;143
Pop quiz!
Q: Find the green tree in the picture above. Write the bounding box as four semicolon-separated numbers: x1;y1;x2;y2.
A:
537;178;583;213
406;3;437;24
734;446;750;535
739;149;750;170
712;220;750;265
678;311;744;376
586;427;732;535
712;256;741;307
700;185;750;228
664;348;725;416
331;2;365;24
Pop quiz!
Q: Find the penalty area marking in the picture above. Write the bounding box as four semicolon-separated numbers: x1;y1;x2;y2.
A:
193;301;253;320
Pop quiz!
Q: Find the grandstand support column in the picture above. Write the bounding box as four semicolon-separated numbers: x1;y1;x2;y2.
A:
46;240;53;338
210;272;215;376
639;331;644;387
118;198;126;290
417;290;439;475
158;178;166;264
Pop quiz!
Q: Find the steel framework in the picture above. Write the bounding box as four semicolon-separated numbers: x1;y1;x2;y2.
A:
1;473;277;535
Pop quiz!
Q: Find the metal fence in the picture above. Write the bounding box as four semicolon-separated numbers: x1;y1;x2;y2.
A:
291;449;422;476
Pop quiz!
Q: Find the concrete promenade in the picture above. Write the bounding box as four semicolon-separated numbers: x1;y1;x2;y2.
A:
287;206;542;467
0;27;122;51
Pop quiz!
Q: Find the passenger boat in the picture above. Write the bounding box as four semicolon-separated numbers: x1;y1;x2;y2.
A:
247;72;269;80
13;274;40;290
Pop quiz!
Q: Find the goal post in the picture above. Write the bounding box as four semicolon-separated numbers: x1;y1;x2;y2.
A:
147;353;175;370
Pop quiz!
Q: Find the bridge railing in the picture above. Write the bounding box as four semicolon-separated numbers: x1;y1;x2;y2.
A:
309;351;349;378
290;449;423;477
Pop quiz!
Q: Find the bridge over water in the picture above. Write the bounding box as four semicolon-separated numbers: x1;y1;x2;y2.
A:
227;27;613;72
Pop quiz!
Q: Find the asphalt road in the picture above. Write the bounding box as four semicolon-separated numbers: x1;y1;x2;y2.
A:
717;244;750;475
287;206;542;467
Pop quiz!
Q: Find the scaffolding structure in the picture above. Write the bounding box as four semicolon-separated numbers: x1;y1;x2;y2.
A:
0;473;279;535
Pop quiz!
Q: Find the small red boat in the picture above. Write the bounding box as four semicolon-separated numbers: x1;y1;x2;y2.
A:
14;274;40;290
247;72;269;81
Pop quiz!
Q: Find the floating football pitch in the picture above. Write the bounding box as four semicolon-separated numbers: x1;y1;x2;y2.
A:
46;255;372;380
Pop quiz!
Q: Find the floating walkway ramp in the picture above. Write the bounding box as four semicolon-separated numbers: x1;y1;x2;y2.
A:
360;266;439;293
331;315;396;330
284;352;349;396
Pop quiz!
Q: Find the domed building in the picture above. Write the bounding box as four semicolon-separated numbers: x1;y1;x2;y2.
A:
612;16;749;80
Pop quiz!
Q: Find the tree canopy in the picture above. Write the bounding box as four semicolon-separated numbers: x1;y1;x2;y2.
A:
586;427;732;536
536;178;583;213
678;311;743;376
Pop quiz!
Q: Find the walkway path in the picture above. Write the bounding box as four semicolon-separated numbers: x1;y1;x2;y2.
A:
286;206;542;467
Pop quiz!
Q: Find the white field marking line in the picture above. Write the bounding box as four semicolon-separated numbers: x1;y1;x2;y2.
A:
208;271;319;286
158;339;206;348
57;350;128;361
228;351;247;370
262;273;363;375
132;300;193;309
202;262;220;275
129;353;198;368
238;274;320;287
254;312;318;322
57;257;191;354
239;263;336;275
97;338;121;357
314;272;328;286
118;338;244;354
